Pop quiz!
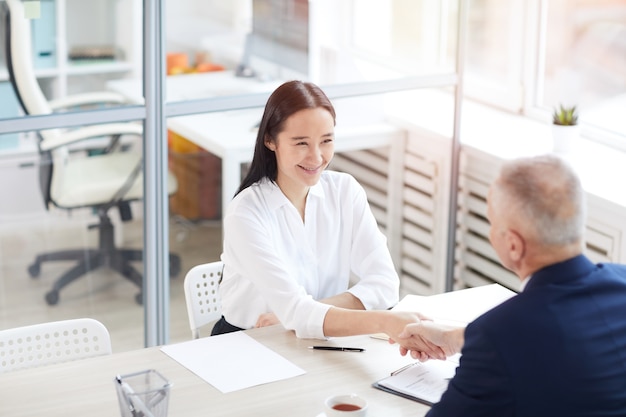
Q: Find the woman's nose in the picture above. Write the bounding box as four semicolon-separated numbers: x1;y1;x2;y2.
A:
307;144;323;161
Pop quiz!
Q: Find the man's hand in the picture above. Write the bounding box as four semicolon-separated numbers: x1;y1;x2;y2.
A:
395;321;465;360
384;312;447;360
255;312;280;328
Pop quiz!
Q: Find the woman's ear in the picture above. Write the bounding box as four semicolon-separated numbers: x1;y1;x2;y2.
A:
264;135;276;151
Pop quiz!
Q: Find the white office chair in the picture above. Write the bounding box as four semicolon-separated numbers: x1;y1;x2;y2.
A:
183;261;223;339
2;0;180;305
0;318;112;374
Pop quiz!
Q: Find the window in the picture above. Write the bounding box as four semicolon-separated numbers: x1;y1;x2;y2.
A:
349;0;458;80
463;0;525;112
349;0;626;147
540;0;626;142
465;0;626;145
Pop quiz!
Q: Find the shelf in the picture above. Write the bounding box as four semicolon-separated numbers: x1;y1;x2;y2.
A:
0;62;133;82
34;68;61;78
0;134;38;158
66;61;135;76
0;68;59;80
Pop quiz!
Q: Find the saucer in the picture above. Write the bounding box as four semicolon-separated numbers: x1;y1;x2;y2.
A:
315;413;326;417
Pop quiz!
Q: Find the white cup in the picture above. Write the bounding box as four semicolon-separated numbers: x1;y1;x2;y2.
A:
324;394;368;417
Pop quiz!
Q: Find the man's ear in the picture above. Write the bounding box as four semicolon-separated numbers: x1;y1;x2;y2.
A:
506;229;525;262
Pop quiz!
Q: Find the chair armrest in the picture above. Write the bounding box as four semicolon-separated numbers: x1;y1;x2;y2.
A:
40;123;143;151
47;92;132;110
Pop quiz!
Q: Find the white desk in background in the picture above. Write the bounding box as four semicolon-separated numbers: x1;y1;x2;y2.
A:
0;325;430;417
107;72;405;217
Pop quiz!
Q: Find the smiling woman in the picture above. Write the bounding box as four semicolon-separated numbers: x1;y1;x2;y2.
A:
264;107;336;217
215;80;397;337
211;80;442;357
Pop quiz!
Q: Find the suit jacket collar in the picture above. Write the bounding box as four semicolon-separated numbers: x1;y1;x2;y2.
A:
524;254;596;292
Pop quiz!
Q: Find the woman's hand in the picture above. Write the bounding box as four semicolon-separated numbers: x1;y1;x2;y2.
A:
385;311;447;360
395;321;465;360
255;312;280;328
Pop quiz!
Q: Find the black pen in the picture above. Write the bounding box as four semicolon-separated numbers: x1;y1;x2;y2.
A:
390;362;416;376
308;346;365;352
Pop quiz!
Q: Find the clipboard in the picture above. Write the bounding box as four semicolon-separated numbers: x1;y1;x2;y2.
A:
372;359;458;406
372;285;515;403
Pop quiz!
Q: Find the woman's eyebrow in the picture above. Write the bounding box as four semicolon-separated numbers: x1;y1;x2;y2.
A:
289;132;334;141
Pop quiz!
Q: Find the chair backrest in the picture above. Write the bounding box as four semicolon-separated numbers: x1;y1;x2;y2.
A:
4;0;54;117
183;261;223;339
0;318;112;374
3;0;62;208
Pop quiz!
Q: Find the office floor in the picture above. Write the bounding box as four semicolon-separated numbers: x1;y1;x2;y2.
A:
0;210;223;353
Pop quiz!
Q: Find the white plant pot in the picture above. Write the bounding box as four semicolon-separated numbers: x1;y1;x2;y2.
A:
551;124;580;154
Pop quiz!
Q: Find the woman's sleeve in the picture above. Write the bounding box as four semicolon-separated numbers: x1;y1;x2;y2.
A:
223;207;331;339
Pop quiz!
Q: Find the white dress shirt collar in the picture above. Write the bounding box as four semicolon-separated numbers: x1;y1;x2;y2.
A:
519;275;533;292
262;178;325;211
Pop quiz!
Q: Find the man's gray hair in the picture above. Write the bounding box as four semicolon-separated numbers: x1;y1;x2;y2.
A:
493;155;586;246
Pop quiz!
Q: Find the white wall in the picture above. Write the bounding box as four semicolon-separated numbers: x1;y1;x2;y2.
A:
166;0;251;62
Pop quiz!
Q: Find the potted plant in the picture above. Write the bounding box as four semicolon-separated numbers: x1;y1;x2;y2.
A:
551;104;580;153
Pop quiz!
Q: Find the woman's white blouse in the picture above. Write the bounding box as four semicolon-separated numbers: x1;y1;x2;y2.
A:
220;170;399;339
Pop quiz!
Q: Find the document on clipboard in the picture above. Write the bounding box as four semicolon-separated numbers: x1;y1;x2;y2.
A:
372;358;459;406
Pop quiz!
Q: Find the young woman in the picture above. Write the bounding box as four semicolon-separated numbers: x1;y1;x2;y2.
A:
212;80;443;357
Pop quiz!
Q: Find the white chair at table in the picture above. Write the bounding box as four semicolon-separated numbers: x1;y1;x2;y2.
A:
0;318;112;374
183;261;223;339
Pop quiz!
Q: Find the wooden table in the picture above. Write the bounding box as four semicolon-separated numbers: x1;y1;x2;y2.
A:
0;325;430;416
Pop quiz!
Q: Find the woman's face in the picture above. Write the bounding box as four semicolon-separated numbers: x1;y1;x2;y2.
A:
265;107;335;196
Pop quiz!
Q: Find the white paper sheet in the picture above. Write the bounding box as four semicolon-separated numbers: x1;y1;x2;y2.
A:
370;283;517;340
394;283;517;325
160;331;306;393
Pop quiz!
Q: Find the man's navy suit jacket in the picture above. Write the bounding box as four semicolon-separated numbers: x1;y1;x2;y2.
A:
427;255;626;417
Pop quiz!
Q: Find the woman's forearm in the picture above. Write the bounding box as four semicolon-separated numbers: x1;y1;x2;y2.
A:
319;292;365;310
322;308;447;360
322;308;388;336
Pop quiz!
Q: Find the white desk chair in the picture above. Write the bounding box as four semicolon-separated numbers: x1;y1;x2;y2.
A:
3;0;180;305
0;318;112;374
183;261;223;339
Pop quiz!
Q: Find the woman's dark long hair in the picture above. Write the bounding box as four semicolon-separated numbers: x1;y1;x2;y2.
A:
234;80;336;197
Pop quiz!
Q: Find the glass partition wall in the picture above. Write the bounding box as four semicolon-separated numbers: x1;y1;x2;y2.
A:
0;0;463;351
0;0;149;351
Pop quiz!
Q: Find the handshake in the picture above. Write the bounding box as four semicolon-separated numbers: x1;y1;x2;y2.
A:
388;313;466;362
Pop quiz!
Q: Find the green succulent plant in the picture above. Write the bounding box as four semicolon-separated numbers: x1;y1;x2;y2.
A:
552;104;578;126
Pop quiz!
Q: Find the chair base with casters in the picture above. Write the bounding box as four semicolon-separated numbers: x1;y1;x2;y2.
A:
28;207;182;305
